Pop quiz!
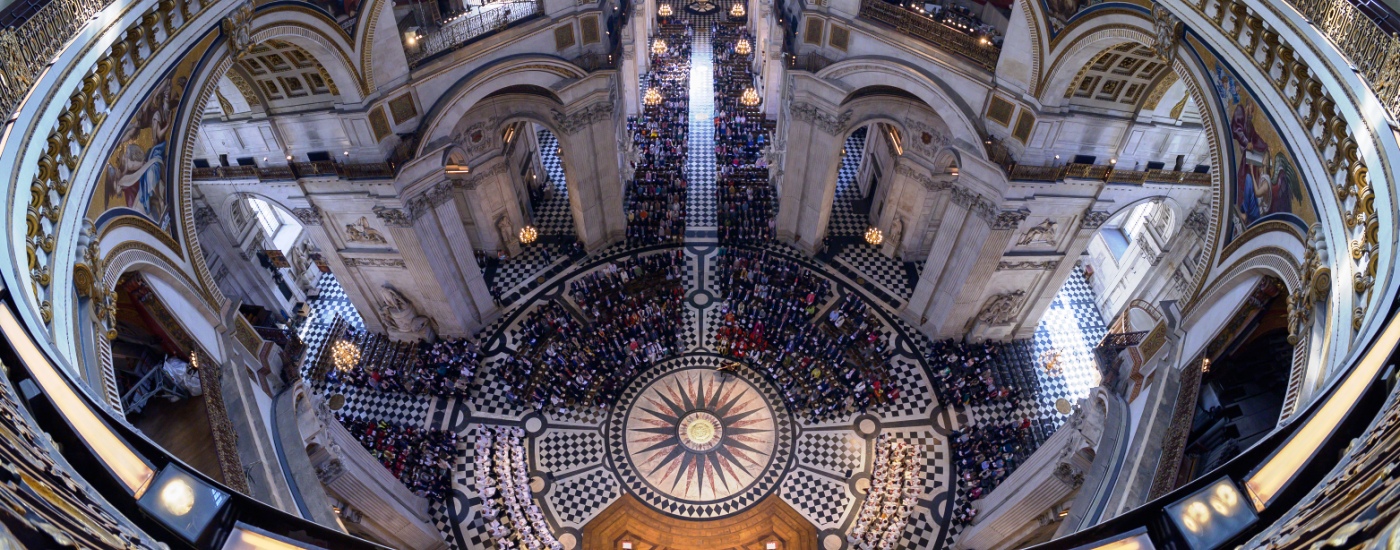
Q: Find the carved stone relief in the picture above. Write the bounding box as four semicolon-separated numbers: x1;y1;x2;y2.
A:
344;216;387;244
1018;219;1059;246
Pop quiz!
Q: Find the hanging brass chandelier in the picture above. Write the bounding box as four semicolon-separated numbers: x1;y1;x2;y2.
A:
519;225;539;245
658;3;673;16
652;38;668;55
740;87;761;107
730;2;745;16
735;38;752;55
331;340;361;373
865;226;884;246
644;87;664;106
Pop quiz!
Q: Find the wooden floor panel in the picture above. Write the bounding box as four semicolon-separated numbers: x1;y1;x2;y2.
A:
583;494;817;550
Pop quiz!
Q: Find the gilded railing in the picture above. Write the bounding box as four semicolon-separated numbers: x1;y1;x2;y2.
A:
857;0;1000;71
1288;0;1400;120
0;0;110;118
1007;162;1210;185
405;0;542;67
192;161;395;181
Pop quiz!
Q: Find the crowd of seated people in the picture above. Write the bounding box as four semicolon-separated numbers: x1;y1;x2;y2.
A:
324;328;482;397
927;339;1022;409
714;248;897;421
624;19;692;245
474;426;563;550
848;435;922;549
337;415;458;502
499;251;688;410
951;420;1033;506
712;22;776;243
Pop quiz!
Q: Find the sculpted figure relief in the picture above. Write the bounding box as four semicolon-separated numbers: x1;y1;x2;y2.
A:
345;216;387;244
977;290;1026;325
379;285;432;336
1018;219;1058;246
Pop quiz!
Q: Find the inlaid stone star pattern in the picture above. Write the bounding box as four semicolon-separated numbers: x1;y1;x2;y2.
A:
626;369;777;501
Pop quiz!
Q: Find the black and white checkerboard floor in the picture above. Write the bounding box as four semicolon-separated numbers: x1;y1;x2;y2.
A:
832;240;920;301
533;128;576;237
828;128;869;237
685;25;717;230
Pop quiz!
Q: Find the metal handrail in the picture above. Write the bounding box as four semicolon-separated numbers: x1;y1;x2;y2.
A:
856;0;1000;71
406;0;543;66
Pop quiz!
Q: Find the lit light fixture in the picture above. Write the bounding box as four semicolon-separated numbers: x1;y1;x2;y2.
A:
136;465;230;543
519;224;539;245
740;87;761;107
865;226;884;246
331;340;360;373
731;2;745;16
285;154;293;161
658;3;673;16
189;351;199;372
1166;478;1257;548
644;87;664;106
652;38;668;55
735;38;752;55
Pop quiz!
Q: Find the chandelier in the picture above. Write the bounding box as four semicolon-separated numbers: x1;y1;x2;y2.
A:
644;87;664;106
735;38;752;55
652;38;668;55
740;87;760;107
658;3;673;16
519;225;539;245
730;2;745;16
865;226;884;246
331;340;361;373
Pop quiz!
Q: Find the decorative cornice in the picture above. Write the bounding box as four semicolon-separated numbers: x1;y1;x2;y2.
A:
343;257;408;269
998;260;1060;271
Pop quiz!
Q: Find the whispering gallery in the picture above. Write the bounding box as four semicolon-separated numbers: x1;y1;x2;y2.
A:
0;0;1396;546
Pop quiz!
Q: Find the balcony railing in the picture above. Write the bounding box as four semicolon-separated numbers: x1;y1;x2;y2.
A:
405;0;543;67
192;161;395;182
857;0;1000;71
1007;163;1210;185
0;0;108;118
1288;0;1400;120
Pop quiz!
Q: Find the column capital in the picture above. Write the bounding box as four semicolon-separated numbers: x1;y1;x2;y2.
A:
789;101;851;135
372;206;413;227
291;206;323;226
993;208;1030;230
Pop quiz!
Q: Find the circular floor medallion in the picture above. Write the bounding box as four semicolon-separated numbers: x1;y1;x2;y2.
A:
608;356;793;519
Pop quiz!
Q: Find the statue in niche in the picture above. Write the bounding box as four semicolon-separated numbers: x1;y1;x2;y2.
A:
1018;219;1058;246
884;217;905;259
378;285;432;337
345;216;387;244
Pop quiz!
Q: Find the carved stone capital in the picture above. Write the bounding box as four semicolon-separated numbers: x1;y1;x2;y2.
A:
292;206;323;226
552;102;613;134
193;205;218;231
372;206;413;228
220;2;256;60
1081;209;1111;230
789;101;851;135
993;209;1029;230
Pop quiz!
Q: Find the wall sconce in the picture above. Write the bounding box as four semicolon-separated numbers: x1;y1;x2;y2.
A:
136;465;230;544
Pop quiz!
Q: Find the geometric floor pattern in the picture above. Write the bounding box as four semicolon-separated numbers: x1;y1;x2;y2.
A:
829;128;870;237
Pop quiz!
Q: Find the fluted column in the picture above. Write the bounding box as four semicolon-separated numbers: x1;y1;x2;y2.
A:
940;210;1029;338
903;187;968;330
924;192;997;338
775;100;847;253
372;206;474;337
555;101;626;250
431;192;496;323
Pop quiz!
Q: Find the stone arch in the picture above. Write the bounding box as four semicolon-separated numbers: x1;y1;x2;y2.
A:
416;57;591;154
1037;22;1158;108
815;58;987;157
247;18;368;102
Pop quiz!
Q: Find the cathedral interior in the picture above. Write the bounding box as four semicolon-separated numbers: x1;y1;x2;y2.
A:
0;0;1396;547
